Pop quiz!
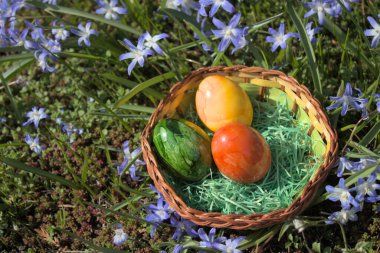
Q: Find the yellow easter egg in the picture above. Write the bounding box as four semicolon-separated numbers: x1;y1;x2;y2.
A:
195;75;253;132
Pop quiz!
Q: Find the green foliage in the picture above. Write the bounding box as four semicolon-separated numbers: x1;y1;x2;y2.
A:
1;0;380;252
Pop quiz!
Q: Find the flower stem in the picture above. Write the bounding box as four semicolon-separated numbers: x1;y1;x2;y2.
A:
339;223;348;250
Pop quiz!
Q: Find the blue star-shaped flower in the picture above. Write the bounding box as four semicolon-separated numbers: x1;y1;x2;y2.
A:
113;226;128;246
214;236;246;253
142;32;169;56
325;206;360;225
198;227;227;249
326;83;368;117
24;134;45;154
22;107;48;129
200;0;235;17
211;13;247;53
364;16;380;48
71;22;98;47
325;178;359;209
119;35;154;75
95;0;127;21
265;23;296;52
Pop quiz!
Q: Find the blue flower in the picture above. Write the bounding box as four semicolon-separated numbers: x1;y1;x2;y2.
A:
7;28;28;46
142;32;169;56
211;13;248;53
340;0;360;12
374;94;380;113
198;227;227;249
61;122;83;143
326;83;368;116
265;23;296;52
336;156;358;177
326;178;359;209
22;107;48;129
0;116;6;124
117;140;146;178
364;16;380;48
11;0;32;12
113;227;128;246
165;0;199;16
145;197;173;238
52;20;69;41
24;19;44;41
95;0;127;21
25;134;45;154
194;18;213;52
71;22;98;47
36;53;56;72
170;213;198;240
173;244;184;253
304;0;336;25
42;0;56;5
354;174;380;202
200;0;235;17
119;35;154;75
325;206;360;225
214;236;246;253
299;22;322;44
149;184;163;198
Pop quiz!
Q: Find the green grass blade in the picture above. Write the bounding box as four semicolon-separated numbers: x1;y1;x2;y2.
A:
118;104;155;114
322;17;377;75
0;157;81;189
28;1;139;35
286;1;322;95
0;74;20;121
248;12;284;33
114;72;175;108
359;120;380;147
0;46;24;52
0;53;34;63
101;73;163;100
2;58;34;81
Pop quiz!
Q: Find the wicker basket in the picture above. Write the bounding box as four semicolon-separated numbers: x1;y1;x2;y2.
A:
141;66;338;230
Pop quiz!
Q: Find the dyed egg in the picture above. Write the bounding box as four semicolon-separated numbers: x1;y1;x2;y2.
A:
211;123;271;184
153;119;212;181
195;75;253;132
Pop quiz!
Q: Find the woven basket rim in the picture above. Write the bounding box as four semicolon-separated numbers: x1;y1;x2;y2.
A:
141;65;338;230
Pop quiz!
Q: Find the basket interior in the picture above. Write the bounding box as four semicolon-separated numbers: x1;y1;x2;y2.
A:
152;73;327;214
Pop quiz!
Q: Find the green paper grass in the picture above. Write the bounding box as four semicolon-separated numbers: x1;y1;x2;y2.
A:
163;97;323;215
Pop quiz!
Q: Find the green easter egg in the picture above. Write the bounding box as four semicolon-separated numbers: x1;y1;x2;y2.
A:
153;118;212;181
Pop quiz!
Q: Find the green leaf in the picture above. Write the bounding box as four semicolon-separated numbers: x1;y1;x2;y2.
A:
119;104;155;114
286;1;322;95
0;143;27;148
28;1;139;35
323;17;377;75
101;73;163;100
2;59;34;81
359;120;380;147
312;242;321;253
278;222;291;241
248;12;284;34
114;72;175;108
0;53;34;63
345;164;379;187
348;141;380;158
0;157;80;189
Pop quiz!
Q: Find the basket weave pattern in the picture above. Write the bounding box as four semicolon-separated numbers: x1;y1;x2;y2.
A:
141;66;338;230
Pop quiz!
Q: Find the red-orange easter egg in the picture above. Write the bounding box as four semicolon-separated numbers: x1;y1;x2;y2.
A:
211;123;271;184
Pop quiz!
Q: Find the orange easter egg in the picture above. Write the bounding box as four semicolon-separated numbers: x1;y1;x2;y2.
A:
195;75;253;132
211;123;271;184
